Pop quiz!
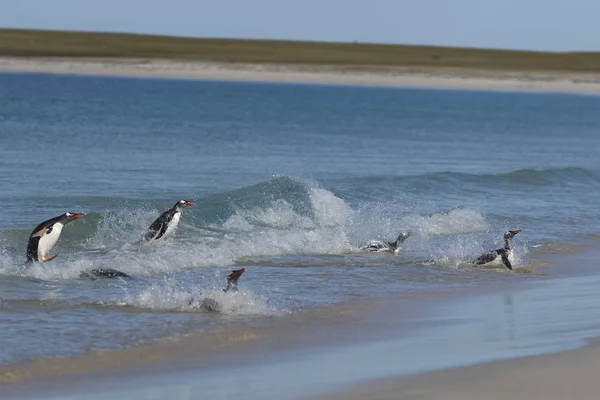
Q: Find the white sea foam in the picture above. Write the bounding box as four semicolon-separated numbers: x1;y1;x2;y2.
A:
403;207;490;237
122;278;280;316
84;207;166;249
0;179;528;280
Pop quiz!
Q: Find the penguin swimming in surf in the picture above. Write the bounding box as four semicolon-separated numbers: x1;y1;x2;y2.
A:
222;268;245;293
79;268;132;280
138;200;196;244
26;212;132;279
26;212;85;263
362;232;414;255
474;230;521;270
189;268;246;312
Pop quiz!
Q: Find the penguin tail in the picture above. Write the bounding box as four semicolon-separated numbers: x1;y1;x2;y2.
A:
43;255;58;262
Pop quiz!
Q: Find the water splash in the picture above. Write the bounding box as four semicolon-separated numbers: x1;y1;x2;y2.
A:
0;176;535;279
121;276;281;316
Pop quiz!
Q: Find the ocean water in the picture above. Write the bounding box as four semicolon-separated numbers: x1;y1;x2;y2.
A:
0;72;599;366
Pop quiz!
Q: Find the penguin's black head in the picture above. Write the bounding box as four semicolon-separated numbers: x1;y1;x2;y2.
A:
391;232;414;254
176;200;196;209
393;232;414;245
504;230;521;239
63;212;85;222
399;232;414;241
225;268;245;292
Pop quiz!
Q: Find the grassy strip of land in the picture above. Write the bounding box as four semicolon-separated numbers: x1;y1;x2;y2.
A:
1;28;600;73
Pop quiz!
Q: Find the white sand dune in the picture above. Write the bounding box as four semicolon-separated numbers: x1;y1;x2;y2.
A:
2;57;600;93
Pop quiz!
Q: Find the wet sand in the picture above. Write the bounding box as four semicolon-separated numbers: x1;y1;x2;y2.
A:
2;57;600;93
313;343;600;400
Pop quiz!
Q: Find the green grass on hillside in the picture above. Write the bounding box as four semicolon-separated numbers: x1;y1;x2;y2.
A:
1;29;600;73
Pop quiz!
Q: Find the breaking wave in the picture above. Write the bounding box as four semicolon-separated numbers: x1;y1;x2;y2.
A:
0;175;533;279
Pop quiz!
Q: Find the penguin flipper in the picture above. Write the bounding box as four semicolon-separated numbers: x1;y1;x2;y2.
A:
143;214;170;242
30;227;47;238
43;255;57;263
142;225;160;242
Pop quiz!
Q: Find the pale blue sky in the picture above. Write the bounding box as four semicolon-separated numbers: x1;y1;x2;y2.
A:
0;0;599;51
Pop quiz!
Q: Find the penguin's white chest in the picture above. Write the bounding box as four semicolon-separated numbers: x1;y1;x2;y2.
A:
163;211;181;239
507;249;515;264
38;223;64;259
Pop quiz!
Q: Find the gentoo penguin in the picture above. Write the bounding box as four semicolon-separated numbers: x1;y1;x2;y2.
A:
223;268;245;293
79;268;132;280
139;200;196;244
474;230;521;270
190;268;246;312
26;212;85;263
362;232;414;255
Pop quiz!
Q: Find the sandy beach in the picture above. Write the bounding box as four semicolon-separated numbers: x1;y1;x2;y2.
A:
2;57;600;93
316;339;600;400
314;342;600;400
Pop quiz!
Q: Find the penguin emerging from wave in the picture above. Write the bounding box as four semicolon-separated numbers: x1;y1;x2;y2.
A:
474;230;521;270
189;268;246;312
362;232;414;255
138;200;196;245
26;212;131;279
222;268;245;293
26;212;85;263
79;268;132;280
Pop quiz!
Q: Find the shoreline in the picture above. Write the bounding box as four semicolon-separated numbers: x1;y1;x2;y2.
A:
312;341;600;400
2;57;600;93
311;249;600;400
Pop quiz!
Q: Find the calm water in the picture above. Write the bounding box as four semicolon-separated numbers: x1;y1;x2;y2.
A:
0;73;599;366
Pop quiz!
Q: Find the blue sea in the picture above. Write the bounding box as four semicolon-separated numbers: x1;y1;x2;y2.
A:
0;72;600;370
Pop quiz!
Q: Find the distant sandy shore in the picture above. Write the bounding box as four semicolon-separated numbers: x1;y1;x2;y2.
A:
314;342;600;400
2;57;600;93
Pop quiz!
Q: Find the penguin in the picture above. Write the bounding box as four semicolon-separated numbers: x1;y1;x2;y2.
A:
362;232;414;255
79;268;132;280
474;230;521;270
222;268;245;293
189;268;246;312
26;212;85;263
139;200;196;244
26;212;131;279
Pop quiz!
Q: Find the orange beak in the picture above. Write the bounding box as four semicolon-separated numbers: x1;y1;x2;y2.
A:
186;201;197;206
231;268;245;277
71;213;85;219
